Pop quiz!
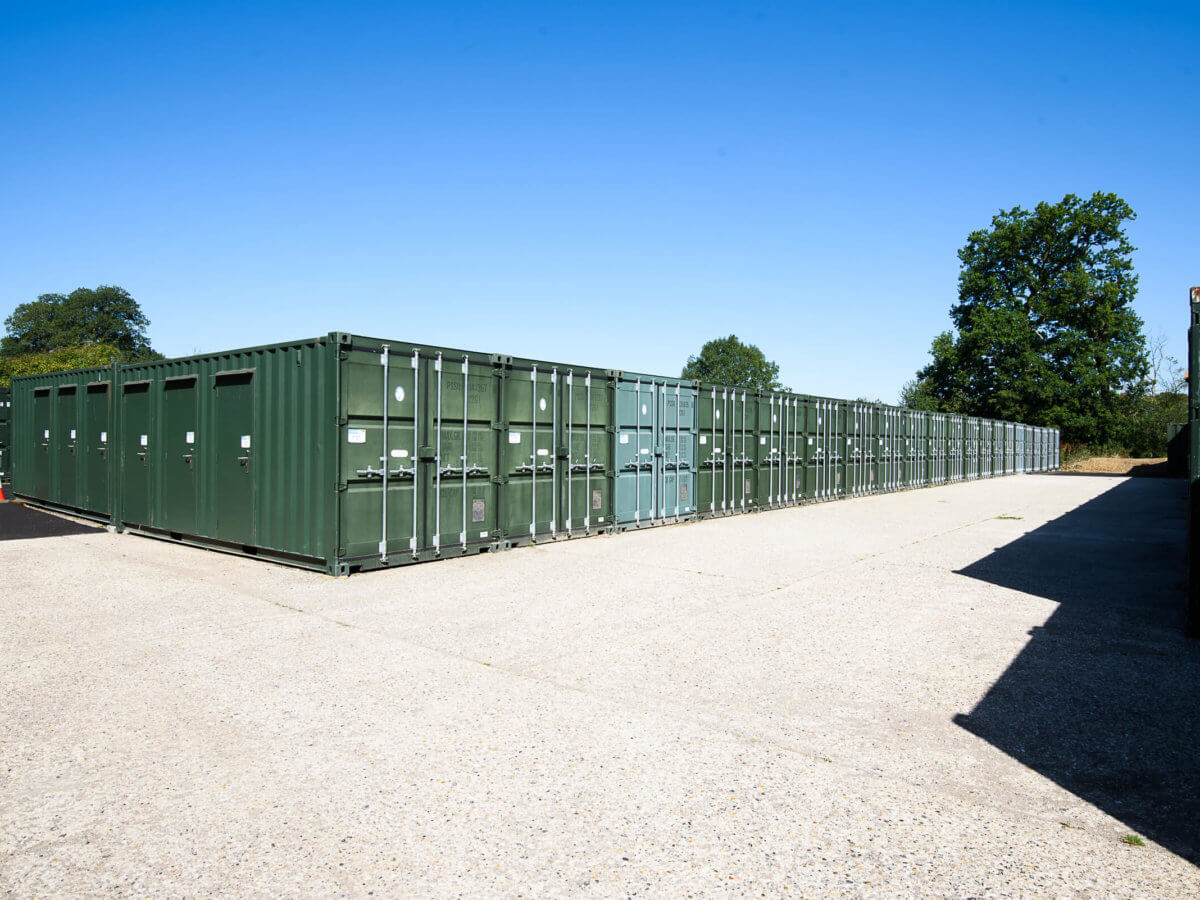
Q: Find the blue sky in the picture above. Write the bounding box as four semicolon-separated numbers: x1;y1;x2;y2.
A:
1;1;1196;401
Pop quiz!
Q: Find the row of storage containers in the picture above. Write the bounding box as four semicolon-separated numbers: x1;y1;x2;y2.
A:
8;333;1060;574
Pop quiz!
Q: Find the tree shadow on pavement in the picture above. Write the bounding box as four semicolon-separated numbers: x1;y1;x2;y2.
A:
953;477;1200;865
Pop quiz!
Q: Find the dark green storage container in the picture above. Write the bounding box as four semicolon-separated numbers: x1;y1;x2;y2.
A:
9;368;114;519
7;331;1061;574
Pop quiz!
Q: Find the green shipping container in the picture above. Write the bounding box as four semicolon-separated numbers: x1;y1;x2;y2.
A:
7;331;1063;574
9;368;114;518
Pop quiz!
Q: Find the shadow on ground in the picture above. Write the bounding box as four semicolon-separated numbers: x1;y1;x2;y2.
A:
954;477;1200;865
0;502;103;541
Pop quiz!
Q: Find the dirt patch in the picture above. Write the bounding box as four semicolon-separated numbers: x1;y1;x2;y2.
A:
1062;457;1169;477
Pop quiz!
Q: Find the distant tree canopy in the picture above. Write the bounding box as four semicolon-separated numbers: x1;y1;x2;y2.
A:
904;192;1149;446
0;285;159;386
681;335;786;391
2;286;157;359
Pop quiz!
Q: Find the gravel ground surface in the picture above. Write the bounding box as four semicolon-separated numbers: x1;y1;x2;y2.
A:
1062;456;1169;476
1;474;1197;897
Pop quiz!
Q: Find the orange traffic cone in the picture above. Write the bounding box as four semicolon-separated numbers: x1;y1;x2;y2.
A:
0;483;7;502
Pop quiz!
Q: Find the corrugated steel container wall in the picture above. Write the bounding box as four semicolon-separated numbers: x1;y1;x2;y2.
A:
10;366;114;519
113;337;337;569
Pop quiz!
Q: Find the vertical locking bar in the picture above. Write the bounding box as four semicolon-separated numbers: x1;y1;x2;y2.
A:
531;366;537;536
550;368;557;536
460;355;468;551
566;371;573;532
710;388;716;512
675;383;681;521
411;349;420;558
740;391;747;510
379;345;390;562
635;377;641;524
434;352;443;555
585;373;592;531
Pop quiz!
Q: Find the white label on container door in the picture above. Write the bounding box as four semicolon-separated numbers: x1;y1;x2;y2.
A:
347;428;367;444
140;434;148;446
70;429;76;439
391;449;407;458
508;431;522;444
100;432;107;442
640;448;649;454
240;435;252;449
479;531;488;538
716;409;721;419
620;434;629;444
43;429;50;439
597;516;604;523
760;437;767;445
641;404;647;415
539;398;547;411
394;386;405;403
699;435;707;444
714;446;721;453
186;431;195;444
772;415;777;423
537;448;549;456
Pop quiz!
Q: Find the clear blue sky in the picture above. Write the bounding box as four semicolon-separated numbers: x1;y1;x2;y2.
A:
2;1;1196;401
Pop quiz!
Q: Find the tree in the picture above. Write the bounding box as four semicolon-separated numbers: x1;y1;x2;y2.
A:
2;286;156;359
681;335;786;391
0;344;125;388
908;192;1148;445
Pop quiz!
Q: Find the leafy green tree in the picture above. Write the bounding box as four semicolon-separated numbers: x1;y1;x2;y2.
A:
2;286;157;359
0;344;124;388
909;192;1148;445
681;335;786;391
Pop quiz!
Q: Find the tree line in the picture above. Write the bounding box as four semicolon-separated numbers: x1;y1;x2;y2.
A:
2;195;1177;457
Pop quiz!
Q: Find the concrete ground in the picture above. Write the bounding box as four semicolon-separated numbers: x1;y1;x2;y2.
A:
1;475;1197;897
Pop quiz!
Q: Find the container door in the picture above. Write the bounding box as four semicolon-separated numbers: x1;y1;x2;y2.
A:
427;354;500;554
658;383;695;519
562;370;611;532
614;377;654;524
340;346;422;563
54;386;78;507
213;372;255;546
121;383;153;527
161;378;199;534
32;389;52;498
84;383;110;514
696;387;725;514
502;364;558;537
